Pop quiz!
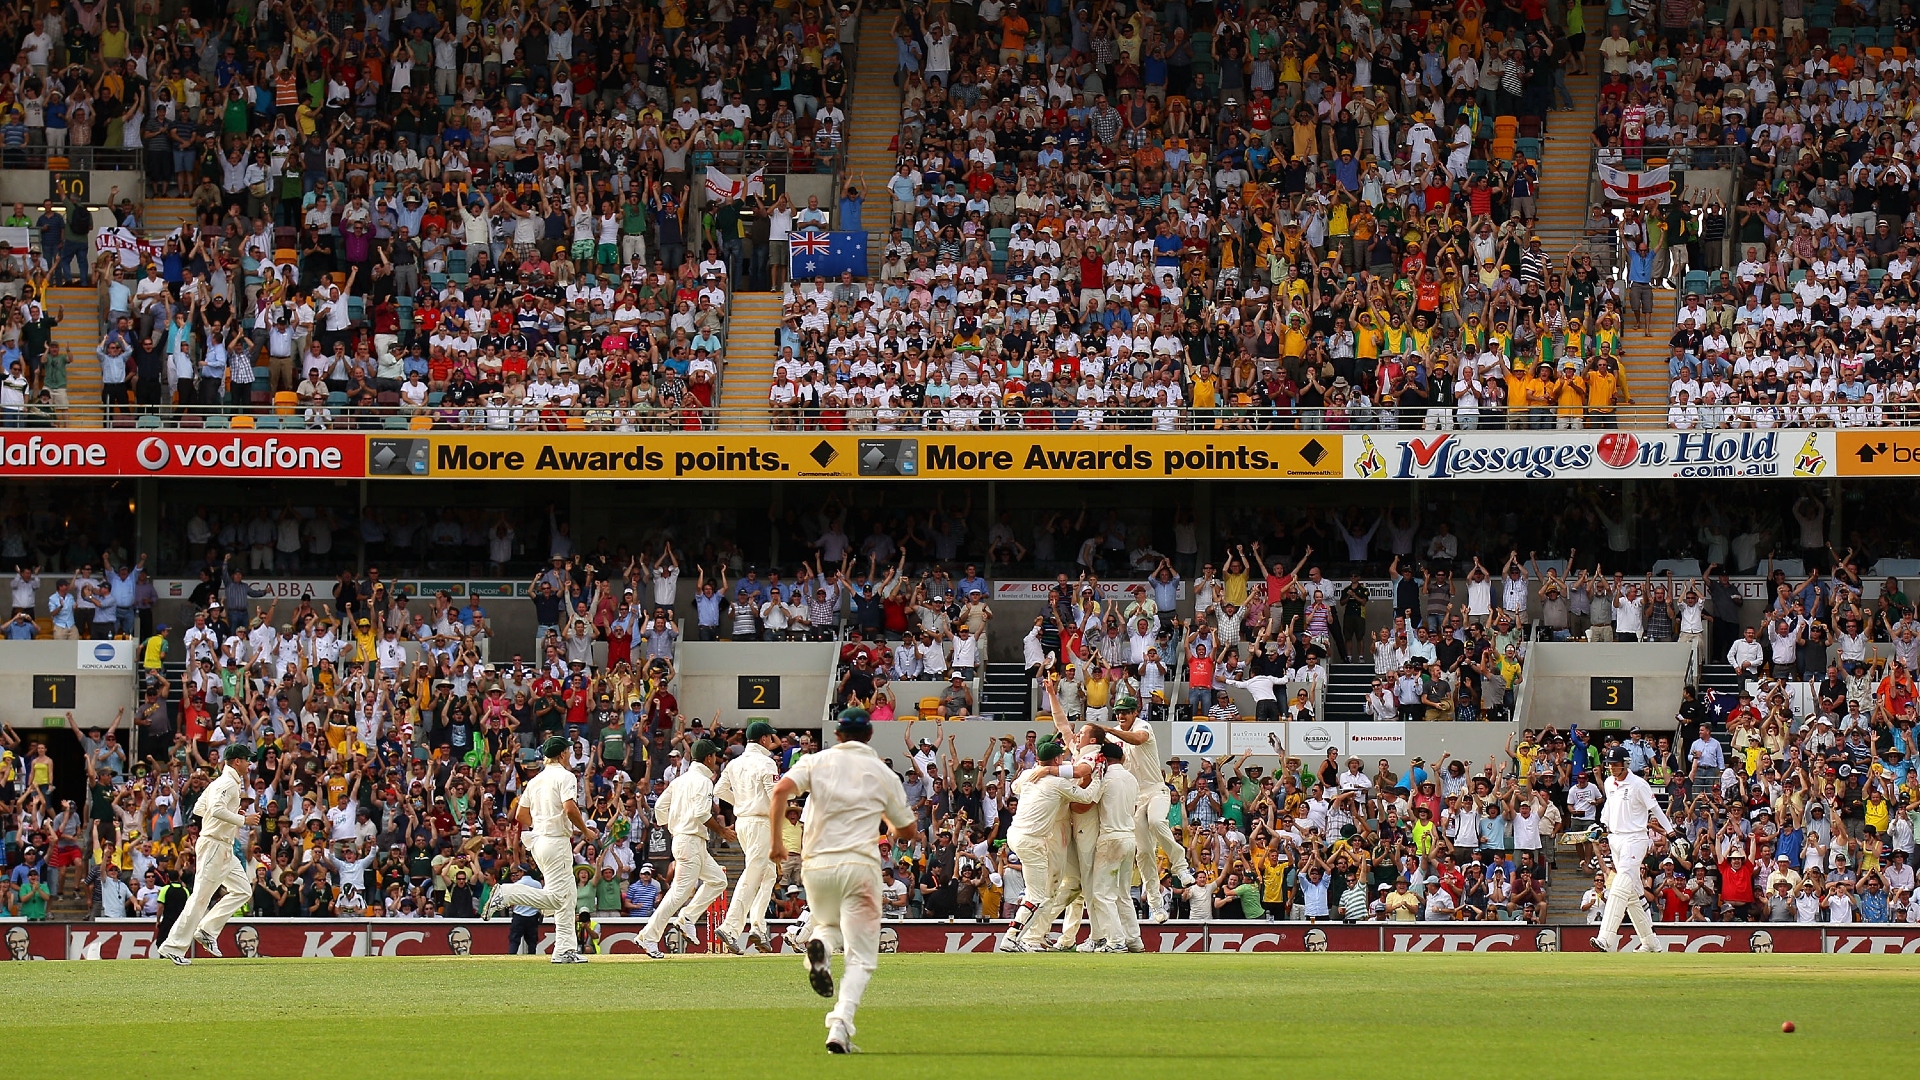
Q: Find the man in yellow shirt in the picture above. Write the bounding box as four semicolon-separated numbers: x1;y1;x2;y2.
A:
1585;356;1625;427
1552;359;1588;429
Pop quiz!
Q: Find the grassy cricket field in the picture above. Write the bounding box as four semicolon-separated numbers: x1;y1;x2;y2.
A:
14;953;1917;1077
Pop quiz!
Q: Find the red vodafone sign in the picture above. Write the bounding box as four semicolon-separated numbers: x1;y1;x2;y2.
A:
0;432;363;477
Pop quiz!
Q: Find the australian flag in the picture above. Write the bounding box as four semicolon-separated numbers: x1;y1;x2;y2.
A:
789;230;867;280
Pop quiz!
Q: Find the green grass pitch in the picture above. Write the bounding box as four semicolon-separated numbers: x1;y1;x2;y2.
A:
16;953;1919;1078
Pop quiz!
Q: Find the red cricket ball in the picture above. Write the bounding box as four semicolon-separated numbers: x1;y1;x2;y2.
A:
1595;432;1640;469
1782;1022;1796;1034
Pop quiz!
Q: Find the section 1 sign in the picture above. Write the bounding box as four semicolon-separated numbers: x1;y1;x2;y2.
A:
1348;431;1832;480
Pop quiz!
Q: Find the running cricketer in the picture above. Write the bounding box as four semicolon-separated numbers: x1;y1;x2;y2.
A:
482;736;598;963
1594;744;1674;953
157;744;258;964
999;737;1096;951
637;739;736;958
1086;740;1143;952
1109;695;1198;921
714;721;783;954
769;708;920;1055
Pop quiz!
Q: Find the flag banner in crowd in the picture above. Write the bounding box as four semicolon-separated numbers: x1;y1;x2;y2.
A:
788;230;866;278
1348;430;1834;481
1597;162;1672;205
92;226;163;267
15;919;1891;959
744;167;766;196
703;166;743;202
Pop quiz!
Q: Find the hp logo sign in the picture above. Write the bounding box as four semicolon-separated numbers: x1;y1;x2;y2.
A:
1183;724;1215;754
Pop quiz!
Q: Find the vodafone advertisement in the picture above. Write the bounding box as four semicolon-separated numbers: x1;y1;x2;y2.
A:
0;432;362;477
16;920;1917;959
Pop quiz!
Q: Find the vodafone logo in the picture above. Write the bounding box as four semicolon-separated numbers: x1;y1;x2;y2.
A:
133;437;345;473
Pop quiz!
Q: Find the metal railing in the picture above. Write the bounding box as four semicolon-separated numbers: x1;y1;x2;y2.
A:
0;146;145;172
24;399;1876;432
1591;144;1747;172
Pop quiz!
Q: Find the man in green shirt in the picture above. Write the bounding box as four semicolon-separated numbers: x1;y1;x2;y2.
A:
19;869;51;919
3;204;29;229
38;343;66;414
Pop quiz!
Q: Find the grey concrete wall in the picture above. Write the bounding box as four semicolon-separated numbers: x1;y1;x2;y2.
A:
674;640;837;727
1515;642;1695;733
0;640;136;728
0;172;141;210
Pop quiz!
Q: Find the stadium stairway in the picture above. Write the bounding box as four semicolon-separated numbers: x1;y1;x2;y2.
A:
142;197;197;239
1322;662;1374;723
1531;65;1599;266
845;18;901;273
980;661;1033;722
715;292;784;427
1618;330;1669;411
47;285;104;427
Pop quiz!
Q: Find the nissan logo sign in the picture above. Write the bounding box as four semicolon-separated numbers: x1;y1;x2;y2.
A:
1183;724;1215;754
1301;726;1335;751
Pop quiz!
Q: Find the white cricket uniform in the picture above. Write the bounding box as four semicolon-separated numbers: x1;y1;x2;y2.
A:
161;764;253;955
641;761;729;946
1122;723;1191;917
714;743;780;941
1006;766;1100;947
488;762;586;956
1597;770;1676;952
1051;742;1105;945
784;740;915;1040
1087;765;1142;947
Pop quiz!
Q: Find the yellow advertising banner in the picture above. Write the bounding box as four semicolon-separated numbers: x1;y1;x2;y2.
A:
365;432;1346;480
1836;432;1920;475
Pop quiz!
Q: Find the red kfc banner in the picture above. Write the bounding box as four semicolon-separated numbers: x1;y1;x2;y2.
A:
1821;927;1920;954
0;431;363;477
0;920;1886;959
1559;925;1823;953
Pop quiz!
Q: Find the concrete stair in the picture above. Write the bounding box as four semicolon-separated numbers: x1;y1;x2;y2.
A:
716;292;785;426
1618;328;1670;412
1532;64;1599;264
142;197;197;239
845;19;902;272
46;286;105;426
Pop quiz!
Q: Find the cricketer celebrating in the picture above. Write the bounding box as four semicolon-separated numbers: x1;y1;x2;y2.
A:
1086;740;1143;952
1110;695;1197;920
714;721;783;954
157;744;258;965
999;737;1097;951
1594;744;1674;953
770;709;920;1055
638;739;736;958
483;736;598;963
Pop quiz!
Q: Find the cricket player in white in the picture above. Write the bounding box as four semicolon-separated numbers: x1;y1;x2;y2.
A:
158;744;258;964
639;739;736;957
714;722;783;954
1085;740;1143;952
1041;679;1104;949
483;736;598;962
770;709;920;1055
999;736;1097;951
1109;695;1197;921
1594;744;1674;953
